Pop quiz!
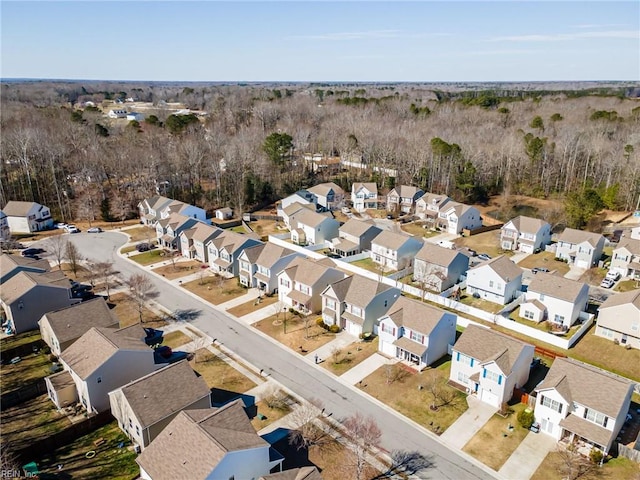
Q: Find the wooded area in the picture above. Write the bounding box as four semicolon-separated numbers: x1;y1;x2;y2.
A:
1;81;638;227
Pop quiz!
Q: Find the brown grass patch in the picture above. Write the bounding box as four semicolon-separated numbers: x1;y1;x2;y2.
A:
250;398;293;431
516;251;571;275
109;292;167;328
189;349;256;394
531;451;639;480
162;331;192;349
321;339;379;375
253;314;337;354
458;293;503;313
152;260;204;280
125;225;156;242
357;359;468;434
462;403;530;470
227;294;279;317
182;276;248;305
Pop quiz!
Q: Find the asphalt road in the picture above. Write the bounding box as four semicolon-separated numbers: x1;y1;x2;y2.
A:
39;231;496;480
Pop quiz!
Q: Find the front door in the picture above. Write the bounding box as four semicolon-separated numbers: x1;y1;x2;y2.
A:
621;334;628;345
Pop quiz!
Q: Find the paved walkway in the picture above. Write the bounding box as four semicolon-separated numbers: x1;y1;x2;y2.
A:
340;353;394;385
218;287;261;310
510;252;531;264
499;431;557;480
237;303;279;324
424;232;459;245
564;265;587;280
439;395;497;450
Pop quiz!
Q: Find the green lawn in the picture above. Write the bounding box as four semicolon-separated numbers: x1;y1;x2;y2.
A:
1;330;42;350
458;293;503;314
128;249;165;265
1;351;53;393
531;451;639;480
615;279;640;292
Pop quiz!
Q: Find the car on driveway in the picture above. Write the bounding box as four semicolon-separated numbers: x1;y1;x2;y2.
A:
605;270;620;281
477;253;492;262
529;422;540;433
21;248;40;257
600;278;615;289
136;242;152;252
87;227;103;233
531;267;550;274
65;225;80;233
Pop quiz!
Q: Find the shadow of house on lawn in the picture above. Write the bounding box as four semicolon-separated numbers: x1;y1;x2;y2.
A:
268;432;316;471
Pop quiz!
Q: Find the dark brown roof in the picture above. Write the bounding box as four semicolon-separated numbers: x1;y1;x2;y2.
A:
40;297;120;346
136;399;268;480
118;360;210;428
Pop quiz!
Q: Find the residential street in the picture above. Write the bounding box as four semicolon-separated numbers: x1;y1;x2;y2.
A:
43;230;497;480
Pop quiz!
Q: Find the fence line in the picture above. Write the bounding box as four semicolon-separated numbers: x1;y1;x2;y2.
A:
1;379;48;409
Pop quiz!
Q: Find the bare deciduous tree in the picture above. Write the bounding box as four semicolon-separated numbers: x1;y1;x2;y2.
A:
127;273;155;324
342;412;382;480
288;399;332;451
557;445;601;480
427;373;458;410
94;260;115;299
262;386;289;411
65;241;83;277
47;233;67;270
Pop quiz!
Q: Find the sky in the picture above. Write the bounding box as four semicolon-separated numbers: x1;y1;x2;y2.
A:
1;1;638;82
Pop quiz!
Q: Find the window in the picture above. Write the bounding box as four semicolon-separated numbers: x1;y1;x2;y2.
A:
136;426;140;436
381;323;396;335
410;331;424;344
484;370;501;384
326;299;336;310
554;314;565;324
456;352;474;366
280;278;290;288
540;294;545;301
585;409;607;427
350;305;362;318
541;395;563;413
97;377;102;384
524;310;534;320
631;323;639;332
457;372;469;384
489;281;494;288
129;418;133;429
600;327;614;338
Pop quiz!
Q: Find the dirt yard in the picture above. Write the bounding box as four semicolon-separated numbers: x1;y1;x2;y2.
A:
321;339;379;375
152;260;204;280
189;349;257;402
253;313;337;354
108;292;167;328
181;276;247;305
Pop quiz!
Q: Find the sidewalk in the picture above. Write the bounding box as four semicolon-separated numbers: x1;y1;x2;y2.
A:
218;288;261;310
499;431;556;480
439;395;497;450
340;353;393;385
237;304;277;324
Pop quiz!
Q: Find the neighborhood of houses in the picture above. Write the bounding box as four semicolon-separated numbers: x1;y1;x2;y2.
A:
1;183;639;480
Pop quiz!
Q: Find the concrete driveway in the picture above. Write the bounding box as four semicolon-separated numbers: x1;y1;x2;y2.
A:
439;395;497;450
563;265;587;280
498;431;557;480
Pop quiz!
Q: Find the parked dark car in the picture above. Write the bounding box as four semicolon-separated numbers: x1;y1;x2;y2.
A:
477;253;492;261
530;422;540;433
531;267;550;274
21;248;42;257
136;243;152;252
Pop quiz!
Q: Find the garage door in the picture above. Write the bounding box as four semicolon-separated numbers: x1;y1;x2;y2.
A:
576;260;589;269
346;321;361;337
481;389;500;407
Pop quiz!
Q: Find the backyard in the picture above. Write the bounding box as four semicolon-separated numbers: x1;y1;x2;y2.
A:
1;350;53;394
320;338;379;376
108;292;167;328
0;330;42;350
516;251;571;275
453;230;505;258
0;395;71;452
189;348;257;403
400;222;441;239
181;276;247;305
253;313;337;354
462;403;531;470
615;279;640;292
458;293;503;314
350;257;392;275
152;260;204;280
357;358;468;434
531;451;638;480
34;421;138;480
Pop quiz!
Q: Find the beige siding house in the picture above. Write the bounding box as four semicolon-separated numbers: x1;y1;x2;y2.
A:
610;238;640;280
596;289;640;349
39;297;120;357
109;360;211;450
3;201;53;233
413;243;469;292
331;218;382;257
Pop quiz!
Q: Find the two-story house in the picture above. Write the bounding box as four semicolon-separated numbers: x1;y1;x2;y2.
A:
281;202;316;230
442;202;482;234
555;228;605;269
156;213;202;249
415;192;452;224
109;360;211;451
413;243;469;292
206;231;262;277
370;231;424;271
466;255;523;305
534;357;633;455
46;325;161;413
2;201;53;233
160;199;208;224
178;222;222;263
450;325;535;408
351;182;378;212
1;270;79;334
39;297;120;357
238;243;301;294
595;289;640;349
500;216;552;253
330;218;382;257
289;209;339;246
320;275;400;336
139;196;175;226
278;190;316;214
378;297;456;370
278;258;346;314
307;182;345;211
136;399;284;480
520;273;589;329
386;185;424;214
610;238;640;279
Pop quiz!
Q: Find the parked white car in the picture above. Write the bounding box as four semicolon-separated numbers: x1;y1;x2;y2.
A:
605;270;620;281
65;225;80;234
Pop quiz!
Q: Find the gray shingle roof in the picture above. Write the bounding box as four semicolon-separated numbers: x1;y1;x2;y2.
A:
528;272;588;303
40;297;120;346
558;228;604;247
260;466;323;480
0;253;50;280
0;270;70;304
453;324;533;375
385;296;448;334
598;288;640;311
616;238;640;255
504;216;549;233
470;255;522;282
339;218;380;238
118;360;210;429
415;243;465;267
324;275;395;307
372;230;419;251
2;201;40;217
536;357;633;419
136;399;267;480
